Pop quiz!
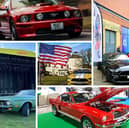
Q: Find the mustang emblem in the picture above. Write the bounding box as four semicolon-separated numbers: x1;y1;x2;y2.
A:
50;13;58;17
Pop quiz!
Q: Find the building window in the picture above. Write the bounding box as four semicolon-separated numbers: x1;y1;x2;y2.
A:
105;30;116;53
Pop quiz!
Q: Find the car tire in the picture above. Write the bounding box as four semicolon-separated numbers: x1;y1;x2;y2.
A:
81;117;95;128
10;20;18;40
52;105;60;116
106;70;111;82
68;32;81;38
21;103;30;117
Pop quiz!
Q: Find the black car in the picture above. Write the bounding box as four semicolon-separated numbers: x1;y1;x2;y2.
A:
97;53;129;84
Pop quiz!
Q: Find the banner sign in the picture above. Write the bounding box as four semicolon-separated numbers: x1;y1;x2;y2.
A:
122;27;129;53
93;2;103;62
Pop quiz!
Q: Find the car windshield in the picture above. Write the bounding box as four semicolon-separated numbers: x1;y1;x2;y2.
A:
72;93;92;103
12;0;58;9
15;90;35;96
73;69;91;74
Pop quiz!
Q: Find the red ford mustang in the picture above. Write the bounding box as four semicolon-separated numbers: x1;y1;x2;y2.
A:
0;0;82;40
49;88;129;128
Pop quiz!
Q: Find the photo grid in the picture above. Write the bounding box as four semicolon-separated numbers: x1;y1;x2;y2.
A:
0;0;129;128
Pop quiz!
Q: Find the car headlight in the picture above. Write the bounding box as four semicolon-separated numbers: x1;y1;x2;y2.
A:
64;11;70;18
115;68;120;72
102;116;107;121
6;101;11;106
36;13;44;20
20;15;29;22
74;10;81;17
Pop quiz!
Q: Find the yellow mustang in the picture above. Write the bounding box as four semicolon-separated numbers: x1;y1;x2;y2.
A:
67;68;91;85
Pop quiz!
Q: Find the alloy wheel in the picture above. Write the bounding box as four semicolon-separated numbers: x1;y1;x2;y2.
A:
82;119;93;128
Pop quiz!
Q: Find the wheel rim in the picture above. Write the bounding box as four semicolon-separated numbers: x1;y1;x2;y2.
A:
52;106;56;115
82;119;93;128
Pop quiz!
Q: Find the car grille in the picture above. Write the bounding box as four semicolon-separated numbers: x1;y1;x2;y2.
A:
0;101;7;106
120;71;129;75
113;109;127;119
35;11;73;21
71;79;88;82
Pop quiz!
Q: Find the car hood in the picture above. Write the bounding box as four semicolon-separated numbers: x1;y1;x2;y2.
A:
108;60;129;69
69;73;87;78
11;4;78;16
85;88;128;105
0;95;33;101
0;96;15;101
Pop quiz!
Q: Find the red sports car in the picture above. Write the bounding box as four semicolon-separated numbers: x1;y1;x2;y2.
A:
0;0;82;40
49;88;129;128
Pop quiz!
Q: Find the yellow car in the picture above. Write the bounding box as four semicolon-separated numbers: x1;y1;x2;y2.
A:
67;69;91;85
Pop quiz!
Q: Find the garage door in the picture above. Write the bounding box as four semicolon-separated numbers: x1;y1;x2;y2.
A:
105;30;116;53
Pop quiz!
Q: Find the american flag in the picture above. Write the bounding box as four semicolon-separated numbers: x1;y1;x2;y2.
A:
39;43;72;66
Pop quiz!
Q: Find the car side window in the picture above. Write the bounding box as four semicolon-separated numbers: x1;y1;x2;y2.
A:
2;0;9;8
60;94;72;103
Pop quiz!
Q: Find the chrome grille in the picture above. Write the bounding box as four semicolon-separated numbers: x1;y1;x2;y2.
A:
35;11;73;21
113;109;127;119
0;101;7;106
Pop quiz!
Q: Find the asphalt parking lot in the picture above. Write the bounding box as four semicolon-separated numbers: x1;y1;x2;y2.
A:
93;67;115;85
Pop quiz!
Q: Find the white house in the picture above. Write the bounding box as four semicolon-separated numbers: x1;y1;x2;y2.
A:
45;54;83;76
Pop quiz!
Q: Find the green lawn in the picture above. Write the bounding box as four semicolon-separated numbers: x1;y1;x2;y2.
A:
0;112;35;128
0;48;35;57
38;112;81;128
40;75;67;85
38;112;129;128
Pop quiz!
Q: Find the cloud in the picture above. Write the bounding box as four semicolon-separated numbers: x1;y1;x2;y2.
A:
0;43;4;48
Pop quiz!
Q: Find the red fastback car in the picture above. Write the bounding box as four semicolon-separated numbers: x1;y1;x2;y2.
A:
49;88;129;128
0;0;82;40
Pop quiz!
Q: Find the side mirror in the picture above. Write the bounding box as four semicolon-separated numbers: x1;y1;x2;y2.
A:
0;6;8;11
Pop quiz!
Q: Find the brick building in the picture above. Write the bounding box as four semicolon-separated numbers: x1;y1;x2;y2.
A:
95;0;129;54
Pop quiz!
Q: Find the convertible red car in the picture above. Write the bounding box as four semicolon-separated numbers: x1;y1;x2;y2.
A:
49;88;129;128
0;0;82;40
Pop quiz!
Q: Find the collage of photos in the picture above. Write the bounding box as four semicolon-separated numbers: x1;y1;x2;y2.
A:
0;0;129;128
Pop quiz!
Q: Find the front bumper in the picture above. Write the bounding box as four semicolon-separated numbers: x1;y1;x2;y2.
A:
96;113;129;128
67;80;91;85
0;106;13;112
112;74;129;84
15;18;82;38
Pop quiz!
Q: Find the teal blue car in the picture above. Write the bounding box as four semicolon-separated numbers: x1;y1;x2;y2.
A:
0;90;35;116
